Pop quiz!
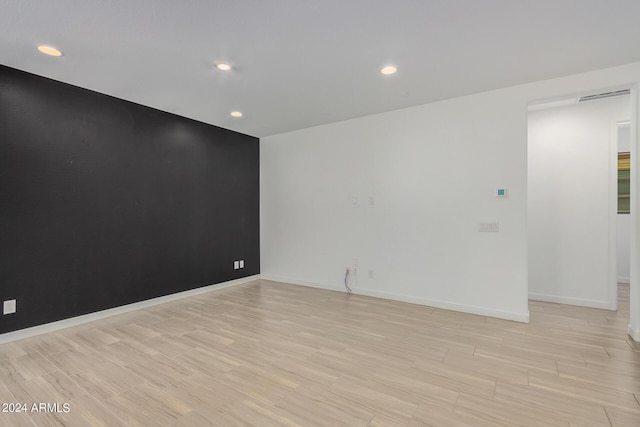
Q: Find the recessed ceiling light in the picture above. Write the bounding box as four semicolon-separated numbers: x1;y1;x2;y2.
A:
230;111;243;117
381;66;397;75
37;45;63;57
216;63;232;71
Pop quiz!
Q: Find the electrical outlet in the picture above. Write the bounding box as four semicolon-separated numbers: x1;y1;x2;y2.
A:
239;260;245;268
234;261;240;270
3;299;16;315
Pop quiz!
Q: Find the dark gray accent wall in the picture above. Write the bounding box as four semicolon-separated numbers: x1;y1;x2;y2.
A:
0;65;259;334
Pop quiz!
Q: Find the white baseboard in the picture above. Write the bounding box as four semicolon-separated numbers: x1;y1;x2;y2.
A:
0;275;260;345
528;292;616;310
261;274;529;323
628;325;640;342
617;277;630;284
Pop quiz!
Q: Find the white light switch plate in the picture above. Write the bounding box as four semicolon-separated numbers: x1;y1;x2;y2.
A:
239;260;244;268
234;261;240;270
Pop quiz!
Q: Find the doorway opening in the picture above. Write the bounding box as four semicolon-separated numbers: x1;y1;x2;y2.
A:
527;88;631;320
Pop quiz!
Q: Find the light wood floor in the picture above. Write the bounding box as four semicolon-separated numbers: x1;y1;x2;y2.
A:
1;280;639;426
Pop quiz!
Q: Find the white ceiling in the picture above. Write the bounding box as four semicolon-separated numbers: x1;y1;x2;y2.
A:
2;0;640;138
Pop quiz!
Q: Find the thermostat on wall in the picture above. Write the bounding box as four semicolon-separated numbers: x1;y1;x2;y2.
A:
496;188;508;198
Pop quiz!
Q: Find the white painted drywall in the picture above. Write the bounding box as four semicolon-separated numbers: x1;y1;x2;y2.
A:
528;97;629;309
629;88;639;342
618;124;631;284
261;62;640;324
618;215;631;283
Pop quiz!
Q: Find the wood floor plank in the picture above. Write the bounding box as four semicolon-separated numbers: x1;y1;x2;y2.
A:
371;363;459;408
411;359;497;399
493;382;611;426
605;405;640;427
474;341;560;374
164;374;246;419
209;398;303;427
556;361;640;394
528;369;640;413
410;400;501;427
443;350;529;385
274;392;371;427
0;411;36;427
8;353;59;382
123;353;194;389
327;377;417;424
454;392;570;427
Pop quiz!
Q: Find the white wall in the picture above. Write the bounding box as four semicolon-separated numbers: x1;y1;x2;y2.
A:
618;215;631;283
261;61;640;324
618;124;631;284
528;97;629;309
629;89;639;341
